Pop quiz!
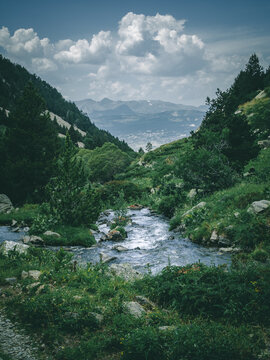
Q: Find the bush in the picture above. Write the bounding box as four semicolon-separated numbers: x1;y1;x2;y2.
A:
139;263;270;324
122;323;264;360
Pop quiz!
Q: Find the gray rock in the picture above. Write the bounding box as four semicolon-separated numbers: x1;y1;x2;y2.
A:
218;235;231;247
105;230;124;241
11;227;20;233
0;194;13;214
219;247;241;253
187;188;197;199
182;202;206;217
210;230;219;244
112;245;128;252
247;200;270;214
123;301;146;318
0;241;29;256
90;312;104;324
22;270;42;281
135;295;156;310
5;277;17;285
11;219;18;227
23;235;44;246
109;263;143;282
99;252;117;264
258;140;270;148
158;325;177;331
26;282;41;290
43;231;61;238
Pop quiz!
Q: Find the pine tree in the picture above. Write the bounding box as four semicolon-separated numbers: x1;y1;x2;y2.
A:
46;133;101;226
1;83;60;204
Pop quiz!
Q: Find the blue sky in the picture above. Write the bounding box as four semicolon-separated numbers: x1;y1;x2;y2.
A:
0;0;270;105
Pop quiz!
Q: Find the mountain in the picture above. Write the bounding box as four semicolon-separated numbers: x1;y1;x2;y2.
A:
0;55;134;155
76;98;206;150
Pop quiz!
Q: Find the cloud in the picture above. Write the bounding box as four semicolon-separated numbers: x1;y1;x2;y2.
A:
0;26;51;58
54;31;112;64
1;12;269;106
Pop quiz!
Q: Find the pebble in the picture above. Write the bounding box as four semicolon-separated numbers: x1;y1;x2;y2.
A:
0;311;39;359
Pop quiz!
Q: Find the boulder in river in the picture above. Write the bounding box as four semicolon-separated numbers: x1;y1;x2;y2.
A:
99;252;117;264
0;241;29;256
23;235;44;246
112;245;128;252
0;194;13;214
105;229;125;241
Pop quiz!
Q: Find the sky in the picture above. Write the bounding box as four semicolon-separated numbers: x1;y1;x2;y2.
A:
0;0;270;106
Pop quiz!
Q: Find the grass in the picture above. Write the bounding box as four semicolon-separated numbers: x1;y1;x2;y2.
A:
42;225;96;247
0;203;39;225
0;248;268;359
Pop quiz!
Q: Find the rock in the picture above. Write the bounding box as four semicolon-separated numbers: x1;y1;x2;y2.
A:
135;296;156;310
5;277;17;285
36;284;54;294
109;263;143;282
218;235;231;247
158;325;177;332
258;139;270;149
11;219;18;227
26;282;41;290
99;252;117;264
28;270;42;280
11;227;20;233
22;270;41;281
23;235;44;246
169;235;175;240
187;188;197;199
255;90;266;99
105;230;124;241
0;194;13;214
234;212;240;218
182;202;206;217
73;295;82;301
219;247;241;253
247;200;270;214
210;230;219;244
112;245;128;252
43;231;61;238
0;241;29;256
90;312;104;324
128;204;144;210
123;301;146;318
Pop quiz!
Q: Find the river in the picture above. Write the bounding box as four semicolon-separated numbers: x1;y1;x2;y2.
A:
0;208;231;274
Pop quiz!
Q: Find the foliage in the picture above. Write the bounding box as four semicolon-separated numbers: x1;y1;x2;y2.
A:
77;143;131;183
0;83;61;204
0;54;134;155
99;180;143;205
46;134;101;226
139;262;270;324
176;147;237;193
42;226;96;247
0;204;39;225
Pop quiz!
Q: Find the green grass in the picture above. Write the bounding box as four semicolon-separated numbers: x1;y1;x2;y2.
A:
0;248;268;359
42;225;96;247
0;204;39;225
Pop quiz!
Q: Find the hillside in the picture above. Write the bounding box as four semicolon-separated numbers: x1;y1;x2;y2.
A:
0;55;134;154
76;98;205;150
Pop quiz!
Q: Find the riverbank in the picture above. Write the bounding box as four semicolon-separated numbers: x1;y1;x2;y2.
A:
0;237;270;359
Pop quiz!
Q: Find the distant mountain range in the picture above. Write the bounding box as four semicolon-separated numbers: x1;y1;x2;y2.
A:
76;98;207;150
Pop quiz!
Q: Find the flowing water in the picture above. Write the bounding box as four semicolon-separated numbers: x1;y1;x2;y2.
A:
0;208;231;274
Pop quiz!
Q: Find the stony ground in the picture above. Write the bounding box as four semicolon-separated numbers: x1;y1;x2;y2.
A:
0;310;39;360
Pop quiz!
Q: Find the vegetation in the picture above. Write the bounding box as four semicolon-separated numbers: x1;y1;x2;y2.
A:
0;53;270;359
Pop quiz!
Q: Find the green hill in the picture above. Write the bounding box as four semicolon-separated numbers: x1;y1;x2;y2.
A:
0;54;134;155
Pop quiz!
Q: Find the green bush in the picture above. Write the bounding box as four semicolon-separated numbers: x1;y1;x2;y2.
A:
251;248;268;262
138;263;270;324
122;323;264;360
42;226;96;247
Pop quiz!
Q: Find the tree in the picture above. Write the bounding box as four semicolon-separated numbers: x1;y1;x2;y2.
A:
0;83;60;204
146;142;153;152
46;134;101;226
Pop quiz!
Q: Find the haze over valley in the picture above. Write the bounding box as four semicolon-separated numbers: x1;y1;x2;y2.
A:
76;98;206;149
